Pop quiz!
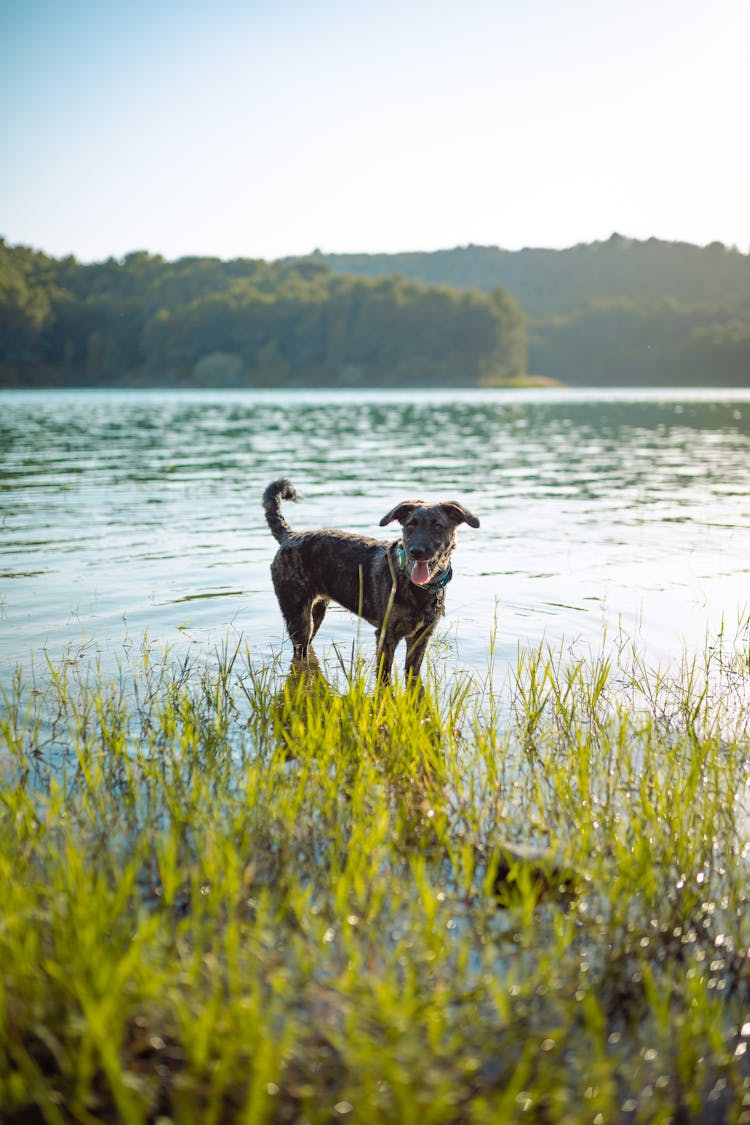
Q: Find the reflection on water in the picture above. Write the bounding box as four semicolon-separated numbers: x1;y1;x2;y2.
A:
1;387;749;684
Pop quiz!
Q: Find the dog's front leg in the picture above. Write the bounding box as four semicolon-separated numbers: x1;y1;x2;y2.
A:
375;626;397;684
403;622;437;685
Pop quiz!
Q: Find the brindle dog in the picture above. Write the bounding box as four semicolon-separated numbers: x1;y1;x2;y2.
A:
263;479;480;683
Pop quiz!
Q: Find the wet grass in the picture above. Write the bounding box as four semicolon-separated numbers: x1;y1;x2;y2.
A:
1;625;750;1124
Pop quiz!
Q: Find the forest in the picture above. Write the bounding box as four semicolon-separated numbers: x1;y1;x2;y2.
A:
0;241;524;388
1;233;748;387
315;234;750;386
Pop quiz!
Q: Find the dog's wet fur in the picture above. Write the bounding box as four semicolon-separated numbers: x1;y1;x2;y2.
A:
263;479;480;682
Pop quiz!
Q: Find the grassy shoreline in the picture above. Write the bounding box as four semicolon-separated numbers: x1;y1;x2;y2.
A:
1;630;749;1123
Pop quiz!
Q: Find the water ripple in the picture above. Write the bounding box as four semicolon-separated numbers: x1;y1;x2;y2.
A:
2;387;749;679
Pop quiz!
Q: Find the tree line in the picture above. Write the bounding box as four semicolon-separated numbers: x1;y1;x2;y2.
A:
314;234;750;386
3;234;748;388
0;241;526;388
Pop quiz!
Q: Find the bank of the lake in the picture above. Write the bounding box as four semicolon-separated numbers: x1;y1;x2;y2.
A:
1;632;749;1121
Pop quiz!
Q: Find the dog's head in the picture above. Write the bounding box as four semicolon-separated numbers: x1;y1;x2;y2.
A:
379;500;480;587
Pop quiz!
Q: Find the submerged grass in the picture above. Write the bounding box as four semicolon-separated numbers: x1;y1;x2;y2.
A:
1;625;750;1124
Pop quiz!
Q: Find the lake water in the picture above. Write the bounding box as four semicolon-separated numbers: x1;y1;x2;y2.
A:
1;387;749;689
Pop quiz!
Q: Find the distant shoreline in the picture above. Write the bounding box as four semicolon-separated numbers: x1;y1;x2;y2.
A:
0;370;569;391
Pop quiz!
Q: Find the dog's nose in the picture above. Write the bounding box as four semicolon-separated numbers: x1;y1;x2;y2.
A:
410;545;427;559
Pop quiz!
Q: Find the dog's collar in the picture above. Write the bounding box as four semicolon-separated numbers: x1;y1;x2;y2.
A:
395;545;453;591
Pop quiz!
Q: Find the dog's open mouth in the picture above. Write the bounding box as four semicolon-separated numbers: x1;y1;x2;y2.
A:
410;559;433;586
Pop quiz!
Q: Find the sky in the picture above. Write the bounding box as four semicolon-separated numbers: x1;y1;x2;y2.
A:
1;0;749;263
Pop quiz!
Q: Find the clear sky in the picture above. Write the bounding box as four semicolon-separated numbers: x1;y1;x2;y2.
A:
2;0;748;263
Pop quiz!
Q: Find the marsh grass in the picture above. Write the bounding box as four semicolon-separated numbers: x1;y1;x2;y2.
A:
1;625;750;1124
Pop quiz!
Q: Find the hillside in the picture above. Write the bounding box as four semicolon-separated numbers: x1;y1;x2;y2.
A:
310;235;750;385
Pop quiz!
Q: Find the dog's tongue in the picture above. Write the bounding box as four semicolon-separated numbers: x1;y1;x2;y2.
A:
411;559;432;586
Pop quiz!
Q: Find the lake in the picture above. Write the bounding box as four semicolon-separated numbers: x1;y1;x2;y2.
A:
1;387;749;689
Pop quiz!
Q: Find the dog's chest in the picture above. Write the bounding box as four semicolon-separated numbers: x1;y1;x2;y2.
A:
390;580;444;627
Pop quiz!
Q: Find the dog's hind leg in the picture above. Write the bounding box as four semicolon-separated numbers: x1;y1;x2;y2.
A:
310;597;329;641
270;556;316;658
278;595;315;658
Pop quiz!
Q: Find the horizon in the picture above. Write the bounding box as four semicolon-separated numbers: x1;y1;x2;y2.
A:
4;230;749;268
2;0;749;263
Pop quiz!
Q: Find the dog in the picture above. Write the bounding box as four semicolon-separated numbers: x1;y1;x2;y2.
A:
263;479;480;683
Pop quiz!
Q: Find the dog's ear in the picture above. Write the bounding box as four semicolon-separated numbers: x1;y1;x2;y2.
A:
439;502;480;529
379;501;422;527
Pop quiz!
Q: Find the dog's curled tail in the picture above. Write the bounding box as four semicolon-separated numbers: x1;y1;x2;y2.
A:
263;479;299;544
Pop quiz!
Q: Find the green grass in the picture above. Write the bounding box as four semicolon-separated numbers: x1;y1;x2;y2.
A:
1;625;749;1123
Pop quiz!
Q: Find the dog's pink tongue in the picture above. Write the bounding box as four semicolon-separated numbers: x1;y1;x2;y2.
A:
411;559;432;585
